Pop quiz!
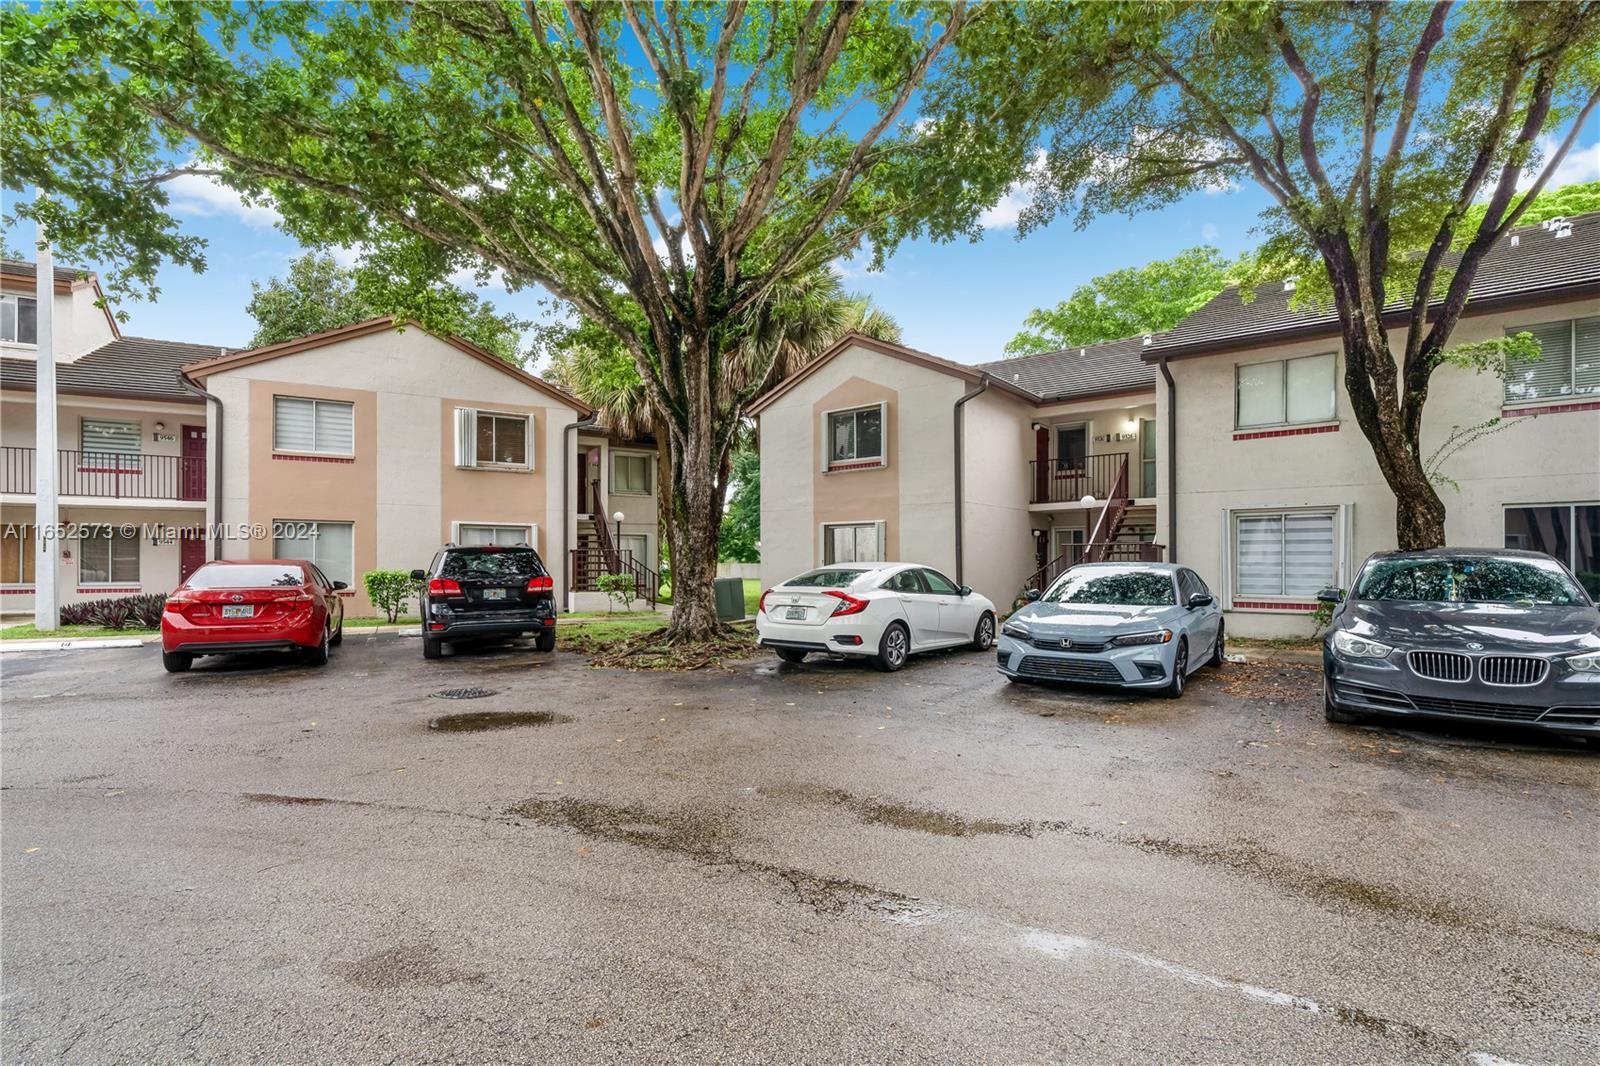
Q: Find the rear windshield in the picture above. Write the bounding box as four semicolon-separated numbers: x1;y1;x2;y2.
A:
785;568;867;589
441;549;545;580
1354;556;1583;605
1043;567;1175;606
188;564;304;589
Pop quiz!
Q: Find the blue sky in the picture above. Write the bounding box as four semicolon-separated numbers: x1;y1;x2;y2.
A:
5;135;1595;369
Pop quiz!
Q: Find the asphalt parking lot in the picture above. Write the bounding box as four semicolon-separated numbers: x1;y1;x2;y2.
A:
2;631;1596;1065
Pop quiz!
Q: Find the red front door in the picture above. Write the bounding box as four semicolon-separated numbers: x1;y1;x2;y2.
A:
179;530;206;584
181;425;207;501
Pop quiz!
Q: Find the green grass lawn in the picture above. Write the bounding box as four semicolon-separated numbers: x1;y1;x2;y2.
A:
1;623;157;641
343;616;420;628
742;578;760;616
557;615;669;653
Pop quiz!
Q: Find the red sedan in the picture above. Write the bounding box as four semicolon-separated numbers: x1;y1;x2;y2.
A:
161;560;346;673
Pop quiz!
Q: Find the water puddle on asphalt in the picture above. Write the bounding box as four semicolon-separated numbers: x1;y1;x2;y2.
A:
427;710;573;733
761;783;1039;838
244;792;336;806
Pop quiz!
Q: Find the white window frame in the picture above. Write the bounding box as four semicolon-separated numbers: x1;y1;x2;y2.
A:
1221;504;1349;610
819;520;887;565
453;407;533;470
272;519;355;587
273;396;356;457
0;294;38;346
611;450;653;495
1503;316;1600;406
451;521;538;549
79;417;143;470
616;532;650;568
78;526;140;585
1234;352;1338;430
821;402;888;471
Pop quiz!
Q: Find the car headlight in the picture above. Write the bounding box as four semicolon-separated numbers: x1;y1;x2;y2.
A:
1564;650;1600;673
1001;620;1031;640
1110;629;1172;647
1332;630;1394;659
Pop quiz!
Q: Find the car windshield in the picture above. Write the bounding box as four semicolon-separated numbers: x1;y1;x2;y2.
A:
441;550;544;580
1354;556;1583;605
786;568;867;588
1042;567;1175;606
187;564;304;589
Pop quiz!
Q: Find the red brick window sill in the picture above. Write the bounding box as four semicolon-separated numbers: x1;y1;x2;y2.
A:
1232;424;1340;442
272;453;356;464
1231;599;1320;611
1501;399;1600;418
826;460;887;473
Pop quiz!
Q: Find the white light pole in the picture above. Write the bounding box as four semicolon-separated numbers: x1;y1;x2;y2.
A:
33;195;59;631
612;510;625;559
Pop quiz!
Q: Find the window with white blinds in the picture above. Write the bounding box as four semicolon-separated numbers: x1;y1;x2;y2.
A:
612;453;652;494
80;418;141;468
1236;353;1336;429
273;520;354;586
823;521;884;565
273;396;355;454
1234;511;1336;598
456;523;533;547
79;527;139;584
1504;316;1600;403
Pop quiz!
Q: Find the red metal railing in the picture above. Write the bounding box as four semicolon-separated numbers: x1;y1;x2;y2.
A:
1028;452;1130;505
569;548;661;606
1018;541;1166;603
1;446;205;501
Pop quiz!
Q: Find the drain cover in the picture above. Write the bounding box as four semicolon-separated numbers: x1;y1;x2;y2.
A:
431;687;495;700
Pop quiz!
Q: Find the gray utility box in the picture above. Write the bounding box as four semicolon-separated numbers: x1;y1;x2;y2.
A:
714;576;747;621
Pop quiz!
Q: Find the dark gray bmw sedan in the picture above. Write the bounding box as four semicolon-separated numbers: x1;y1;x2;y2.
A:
1320;549;1600;738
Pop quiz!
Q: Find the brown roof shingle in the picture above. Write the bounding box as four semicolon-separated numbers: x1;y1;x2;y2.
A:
1;337;233;402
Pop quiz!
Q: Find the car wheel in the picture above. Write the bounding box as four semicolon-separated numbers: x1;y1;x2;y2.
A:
535;628;556;653
971;612;996;651
423;636;444;660
872;622;909;672
1161;638;1188;699
775;647;808;664
162;650;192;674
1323;677;1360;723
329;619;343;647
1208;620;1225;667
304;627;330;667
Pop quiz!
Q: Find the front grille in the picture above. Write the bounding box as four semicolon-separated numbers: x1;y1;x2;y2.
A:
1406;694;1546;722
1479;655;1548;687
1339;683;1414;710
1407;651;1470;682
1028;636;1108;653
1016;655;1124;683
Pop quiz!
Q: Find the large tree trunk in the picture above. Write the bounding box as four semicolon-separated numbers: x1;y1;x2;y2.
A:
658;334;730;642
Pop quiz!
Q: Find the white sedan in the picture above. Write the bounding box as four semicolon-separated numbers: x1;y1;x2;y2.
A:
756;563;998;671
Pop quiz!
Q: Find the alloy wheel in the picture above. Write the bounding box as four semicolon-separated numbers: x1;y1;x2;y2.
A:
977;615;994;649
887;627;907;667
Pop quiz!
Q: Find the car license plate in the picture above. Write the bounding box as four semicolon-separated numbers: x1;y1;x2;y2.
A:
483;588;507;601
785;606;806;621
221;605;254;618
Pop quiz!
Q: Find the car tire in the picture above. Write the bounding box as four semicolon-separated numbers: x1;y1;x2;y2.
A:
423;636;444;660
1208;620;1225;667
535;628;556;653
775;647;808;664
1323;678;1360;723
1161;638;1188;699
304;627;330;667
162;650;192;674
329;620;343;647
872;622;910;673
971;612;996;651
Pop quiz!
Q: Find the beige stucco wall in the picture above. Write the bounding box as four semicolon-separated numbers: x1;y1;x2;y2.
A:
201;326;579;616
1161;294;1600;639
0;275;118;362
810;377;901;560
958;387;1035;608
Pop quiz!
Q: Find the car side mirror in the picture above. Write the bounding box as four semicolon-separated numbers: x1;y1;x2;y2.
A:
1025;588;1042;602
959;585;973;597
409;569;427;581
332;580;349;591
1187;593;1213;609
1316;587;1344;604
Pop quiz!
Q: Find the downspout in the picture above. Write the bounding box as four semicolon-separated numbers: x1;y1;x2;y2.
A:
561;413;600;612
180;371;225;561
1157;356;1177;564
952;374;989;586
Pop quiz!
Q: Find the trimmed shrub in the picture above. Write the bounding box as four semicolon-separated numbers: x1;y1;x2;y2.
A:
363;569;421;622
60;592;166;630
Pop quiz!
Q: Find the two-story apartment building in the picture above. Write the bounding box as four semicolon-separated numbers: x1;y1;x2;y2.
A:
1;262;662;618
755;212;1600;639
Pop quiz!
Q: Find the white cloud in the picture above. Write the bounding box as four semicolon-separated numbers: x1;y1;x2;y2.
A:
447;264;508;290
1200;223;1220;241
1517;135;1599;193
979;149;1048;231
165;169;282;228
328;244;367;268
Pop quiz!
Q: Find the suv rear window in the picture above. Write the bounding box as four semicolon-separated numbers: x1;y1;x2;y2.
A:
188;564;305;589
440;549;545;581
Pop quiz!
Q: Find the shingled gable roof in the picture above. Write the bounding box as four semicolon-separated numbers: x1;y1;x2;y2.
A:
1;336;228;403
1;258;122;340
1147;211;1600;361
180;316;590;412
975;334;1158;403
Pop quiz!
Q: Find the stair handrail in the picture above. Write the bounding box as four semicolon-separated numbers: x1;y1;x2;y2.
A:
1082;456;1130;563
588;478;622;571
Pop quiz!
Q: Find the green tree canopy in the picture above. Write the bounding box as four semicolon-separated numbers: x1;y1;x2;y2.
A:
246;251;530;362
1004;245;1234;355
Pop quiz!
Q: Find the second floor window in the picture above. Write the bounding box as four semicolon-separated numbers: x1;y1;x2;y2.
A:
0;295;37;345
476;412;528;465
80;418;141;469
828;404;884;466
274;396;355;455
1236;352;1336;429
612;453;652;494
1504;316;1600;404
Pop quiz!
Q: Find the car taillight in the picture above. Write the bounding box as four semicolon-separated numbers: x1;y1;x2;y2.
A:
428;578;462;596
526;575;554;593
163;597;188;612
758;589;772;615
824;591;868;617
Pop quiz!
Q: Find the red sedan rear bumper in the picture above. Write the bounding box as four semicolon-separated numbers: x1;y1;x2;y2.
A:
162;608;324;656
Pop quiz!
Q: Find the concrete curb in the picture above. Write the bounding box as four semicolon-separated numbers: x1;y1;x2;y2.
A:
1;637;149;653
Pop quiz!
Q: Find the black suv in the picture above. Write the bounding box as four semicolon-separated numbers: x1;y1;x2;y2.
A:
412;545;557;659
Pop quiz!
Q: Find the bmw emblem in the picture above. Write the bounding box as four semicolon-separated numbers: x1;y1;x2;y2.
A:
1465;642;1483;651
